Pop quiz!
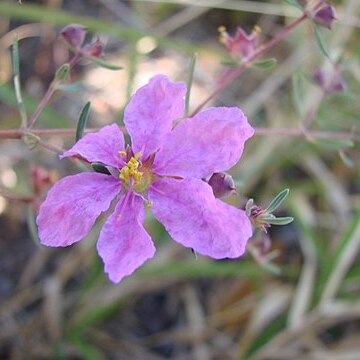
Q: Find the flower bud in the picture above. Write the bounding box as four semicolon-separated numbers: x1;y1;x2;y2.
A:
218;26;260;61
305;0;336;29
30;166;56;194
60;24;87;49
312;67;346;93
207;172;236;198
84;38;105;58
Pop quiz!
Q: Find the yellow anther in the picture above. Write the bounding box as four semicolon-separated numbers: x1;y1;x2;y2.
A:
127;158;139;170
146;201;153;209
218;25;227;44
119;153;143;188
119;150;126;157
253;25;261;33
134;151;142;160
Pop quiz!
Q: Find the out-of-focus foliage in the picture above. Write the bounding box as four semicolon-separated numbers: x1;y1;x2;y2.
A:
0;1;359;359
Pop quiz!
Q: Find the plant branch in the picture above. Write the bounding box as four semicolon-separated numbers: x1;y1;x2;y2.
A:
191;14;308;116
0;126;358;142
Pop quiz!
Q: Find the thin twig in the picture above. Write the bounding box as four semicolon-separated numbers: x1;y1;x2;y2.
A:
191;14;307;115
0;127;358;142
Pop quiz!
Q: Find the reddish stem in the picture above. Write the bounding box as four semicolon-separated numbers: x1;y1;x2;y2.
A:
254;127;360;142
191;14;308;116
27;53;82;129
0;190;33;203
0;127;358;142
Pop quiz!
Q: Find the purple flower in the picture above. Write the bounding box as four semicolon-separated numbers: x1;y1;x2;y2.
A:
312;66;346;93
218;26;260;61
302;0;336;29
37;75;254;283
60;24;87;49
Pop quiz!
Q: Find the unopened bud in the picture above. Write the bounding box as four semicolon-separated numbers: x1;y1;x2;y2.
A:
207;172;236;198
84;38;105;58
30;166;56;194
60;24;87;48
218;26;260;61
305;0;336;29
313;67;346;93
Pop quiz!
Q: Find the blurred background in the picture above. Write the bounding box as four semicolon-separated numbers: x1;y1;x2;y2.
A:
0;0;359;359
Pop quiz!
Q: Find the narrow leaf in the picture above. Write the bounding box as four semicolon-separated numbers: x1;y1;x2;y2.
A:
91;162;110;175
185;53;197;116
246;198;254;216
86;55;123;70
313;25;330;59
283;0;303;9
12;34;27;126
267;217;294;226
221;59;238;67
57;82;84;92
252;58;277;69
12;34;20;76
27;204;41;247
76;101;91;141
292;72;303;117
311;138;354;150
338;150;354;167
55;63;70;81
266;188;290;213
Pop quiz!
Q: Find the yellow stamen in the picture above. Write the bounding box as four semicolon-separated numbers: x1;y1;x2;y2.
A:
218;25;227;44
146;201;153;209
253;25;261;33
118;150;126;157
119;152;143;187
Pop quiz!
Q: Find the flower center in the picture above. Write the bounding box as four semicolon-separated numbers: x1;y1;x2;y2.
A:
118;151;153;193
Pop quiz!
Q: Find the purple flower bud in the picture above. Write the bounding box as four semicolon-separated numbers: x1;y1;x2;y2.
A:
60;24;87;49
207;172;236;198
312;66;346;93
84;38;105;58
305;0;336;29
218;26;260;61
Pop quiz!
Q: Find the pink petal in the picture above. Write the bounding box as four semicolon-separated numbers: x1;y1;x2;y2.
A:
37;173;121;247
97;192;155;283
153;107;254;178
60;124;125;168
149;178;252;259
124;75;186;160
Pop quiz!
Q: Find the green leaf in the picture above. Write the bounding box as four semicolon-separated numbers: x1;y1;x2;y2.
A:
57;82;84;92
320;209;360;303
12;34;27;126
55;63;70;81
283;0;303;9
12;34;20;76
338;150;354;167
292;72;303;117
185;53;197;116
313;25;330;59
246;198;254;216
261;260;282;275
221;59;238;67
267;216;294;226
91;162;110;175
85;55;123;70
310;138;354;150
76;102;91;141
252;58;277;69
266;188;290;213
27;204;41;247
